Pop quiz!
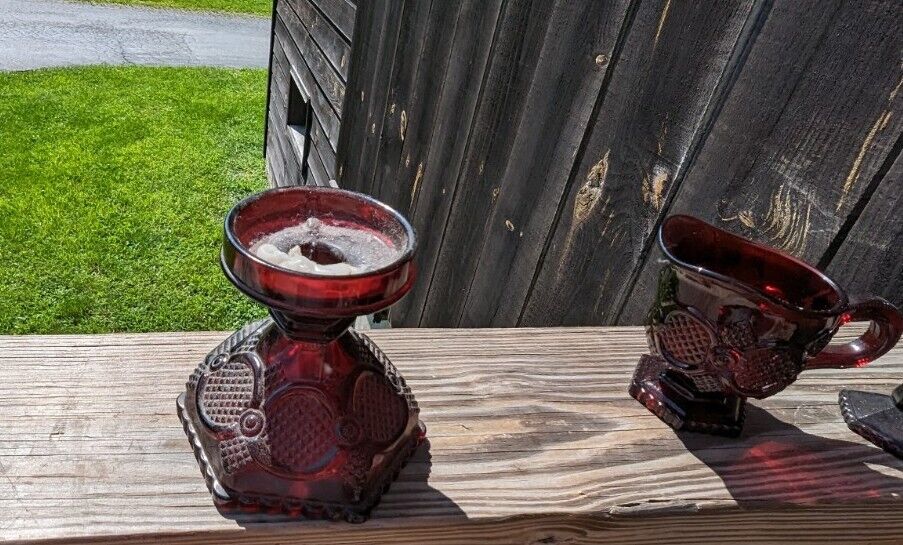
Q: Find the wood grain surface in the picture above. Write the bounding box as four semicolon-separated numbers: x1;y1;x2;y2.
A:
825;150;903;308
520;0;757;327
323;0;902;329
277;0;346;115
2;326;903;544
391;0;505;326
618;0;903;324
310;0;356;42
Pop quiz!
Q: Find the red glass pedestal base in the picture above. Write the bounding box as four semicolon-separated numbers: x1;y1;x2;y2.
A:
178;318;424;522
629;355;745;437
178;186;424;521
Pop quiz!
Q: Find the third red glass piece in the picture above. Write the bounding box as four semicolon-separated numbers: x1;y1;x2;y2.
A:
630;215;903;436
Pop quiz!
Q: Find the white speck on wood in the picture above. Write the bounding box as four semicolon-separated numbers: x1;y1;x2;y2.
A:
653;0;672;49
410;162;424;209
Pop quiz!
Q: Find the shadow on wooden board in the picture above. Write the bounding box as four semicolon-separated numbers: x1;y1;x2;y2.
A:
677;405;903;505
222;440;464;526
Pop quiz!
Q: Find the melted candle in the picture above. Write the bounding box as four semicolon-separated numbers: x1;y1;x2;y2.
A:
251;217;397;276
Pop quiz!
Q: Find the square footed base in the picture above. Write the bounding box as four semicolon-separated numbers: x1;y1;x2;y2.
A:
629;355;745;437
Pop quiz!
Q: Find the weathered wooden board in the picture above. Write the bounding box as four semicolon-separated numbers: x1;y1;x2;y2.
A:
266;132;288;187
275;21;340;149
267;70;308;185
277;0;346;115
308;139;330;186
826;150;903;307
368;0;460;210
270;38;291;107
267;42;305;187
389;0;505;327
271;0;902;326
418;0;556;327
3;327;903;544
285;0;351;80
268;113;304;186
343;0;405;203
519;0;757;327
367;0;434;211
312;115;338;179
618;0;903;324
336;0;393;192
310;0;356;42
452;0;633;327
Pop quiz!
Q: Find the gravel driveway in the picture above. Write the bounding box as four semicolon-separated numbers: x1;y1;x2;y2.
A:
0;0;269;70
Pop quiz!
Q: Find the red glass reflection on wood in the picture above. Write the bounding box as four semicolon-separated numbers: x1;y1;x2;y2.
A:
178;187;423;522
630;215;903;436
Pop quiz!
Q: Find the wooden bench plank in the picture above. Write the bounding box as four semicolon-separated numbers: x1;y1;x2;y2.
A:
2;327;902;543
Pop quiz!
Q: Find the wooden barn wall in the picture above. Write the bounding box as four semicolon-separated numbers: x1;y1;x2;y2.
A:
264;0;354;187
332;0;902;328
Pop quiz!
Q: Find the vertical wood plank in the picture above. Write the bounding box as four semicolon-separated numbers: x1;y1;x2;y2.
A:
346;0;416;201
337;0;394;192
619;0;903;324
825;149;903;307
367;0;434;212
372;1;460;210
519;0;757;326
418;0;557;327
388;0;505;327
452;0;634;327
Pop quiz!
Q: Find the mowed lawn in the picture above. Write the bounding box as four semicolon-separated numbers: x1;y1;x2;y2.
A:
0;67;269;334
79;0;271;15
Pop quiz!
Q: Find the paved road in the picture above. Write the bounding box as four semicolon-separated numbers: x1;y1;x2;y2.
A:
0;0;269;71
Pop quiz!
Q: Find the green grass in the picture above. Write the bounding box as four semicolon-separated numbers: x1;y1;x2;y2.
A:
80;0;271;16
0;67;270;334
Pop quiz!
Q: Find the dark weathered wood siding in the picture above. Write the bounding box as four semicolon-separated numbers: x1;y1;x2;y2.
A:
270;0;903;327
264;0;354;187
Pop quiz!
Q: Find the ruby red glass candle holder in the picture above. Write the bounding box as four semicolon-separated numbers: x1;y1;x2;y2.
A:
630;215;903;437
177;187;423;522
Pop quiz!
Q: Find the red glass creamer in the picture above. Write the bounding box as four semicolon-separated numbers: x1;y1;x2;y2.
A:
630;215;903;436
178;187;423;521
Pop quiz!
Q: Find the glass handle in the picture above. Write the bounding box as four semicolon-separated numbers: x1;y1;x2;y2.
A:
806;295;903;369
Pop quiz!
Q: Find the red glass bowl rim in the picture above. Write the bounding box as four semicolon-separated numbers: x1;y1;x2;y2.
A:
658;214;848;316
224;186;417;280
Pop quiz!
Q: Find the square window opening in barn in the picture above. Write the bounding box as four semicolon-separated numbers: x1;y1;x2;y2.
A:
287;75;313;177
